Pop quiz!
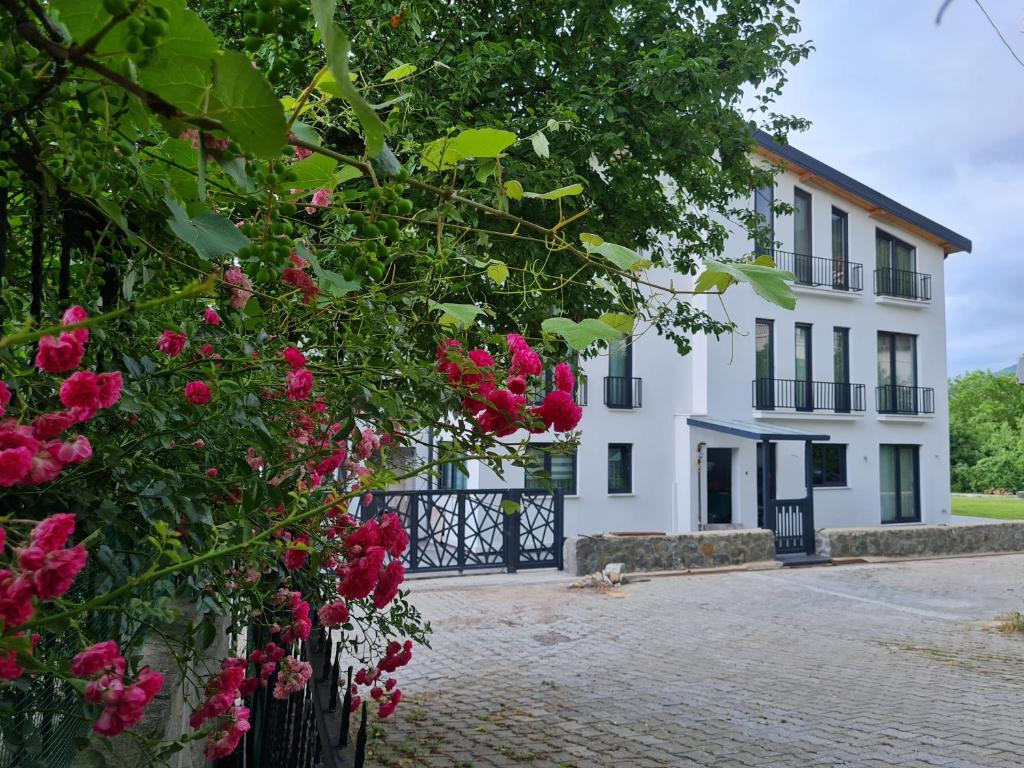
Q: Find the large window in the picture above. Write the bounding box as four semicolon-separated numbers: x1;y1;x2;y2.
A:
795;323;812;411
877;331;917;413
437;443;468;490
812;444;846;487
880;445;920;523
606;335;633;408
793;188;813;284
833;327;850;412
831;207;849;288
607;444;632;494
754;318;774;409
754;183;774;256
525;444;577;495
876;230;919;298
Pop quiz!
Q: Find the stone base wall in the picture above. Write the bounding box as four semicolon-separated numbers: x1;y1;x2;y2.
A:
816;523;1024;559
564;530;776;576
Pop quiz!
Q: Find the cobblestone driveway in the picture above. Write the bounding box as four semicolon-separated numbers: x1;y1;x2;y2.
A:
367;555;1024;768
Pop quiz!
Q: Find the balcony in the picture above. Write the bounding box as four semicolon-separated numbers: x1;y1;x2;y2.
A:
530;375;588;407
876;385;935;415
874;268;931;301
752;378;866;414
604;376;642;409
771;249;863;292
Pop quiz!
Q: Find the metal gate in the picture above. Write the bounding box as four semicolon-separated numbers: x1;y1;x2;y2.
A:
363;489;564;574
769;498;814;555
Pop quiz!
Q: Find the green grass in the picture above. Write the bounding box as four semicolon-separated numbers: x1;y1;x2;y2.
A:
952;495;1024;520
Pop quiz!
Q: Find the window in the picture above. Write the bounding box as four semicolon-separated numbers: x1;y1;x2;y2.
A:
812;444;846;487
876;230;920;298
753;183;774;256
607;444;632;494
880;445;920;523
525;444;577;495
437;443;468;490
795;323;812;411
754;319;774;409
831;208;849;289
877;332;918;413
606;335;633;408
833;327;850;412
793;188;813;284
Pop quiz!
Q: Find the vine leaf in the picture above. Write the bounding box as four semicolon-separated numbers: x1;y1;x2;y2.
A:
208;52;288;160
524;183;583;200
311;0;386;158
382;63;417;82
164;194;249;260
694;259;797;309
428;301;489;328
503;180;524;200
289;155;339;190
541;317;623;349
137;2;220;113
530;131;550;159
449;129;517;158
598;313;634;335
486;262;510;285
580;236;644;272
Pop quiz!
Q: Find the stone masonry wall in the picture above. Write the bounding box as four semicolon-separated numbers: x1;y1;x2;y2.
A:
564;530;776;576
816;522;1024;559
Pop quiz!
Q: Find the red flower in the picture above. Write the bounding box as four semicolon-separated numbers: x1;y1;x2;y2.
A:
0;444;35;487
56;435;92;465
283;346;306;370
60;371;101;415
0;570;35;628
61;305;90;344
283;537;309;571
184;381;212;405
31;411;78;439
318;600;350;627
156;330;188;357
0;649;22;680
286;368;314;400
35;333;85;373
204;308;222;326
378;513;409;558
0;381;10;418
26;544;87;599
553;362;575;393
507;334;543;376
533;389;582;432
373;560;405;609
71;640;122;678
337;546;386;600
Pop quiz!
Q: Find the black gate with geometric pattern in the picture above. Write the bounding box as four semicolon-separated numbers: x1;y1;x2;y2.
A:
362;489;564;574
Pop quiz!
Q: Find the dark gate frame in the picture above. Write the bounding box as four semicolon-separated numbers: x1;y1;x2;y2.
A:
363;488;564;574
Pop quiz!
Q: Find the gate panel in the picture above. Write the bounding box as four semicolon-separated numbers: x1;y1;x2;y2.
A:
517;491;562;569
772;498;810;554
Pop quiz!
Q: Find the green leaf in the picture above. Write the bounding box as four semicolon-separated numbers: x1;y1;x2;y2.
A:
523;183;583;200
580;232;603;246
50;0;107;40
486;262;509;285
311;0;386;158
137;2;220;113
382;63;417;82
164;194;250;260
581;238;644;271
475;161;496;184
503;180;524;200
500;500;520;515
694;259;797;310
541;317;623;350
598;313;634;335
428;300;487;328
209;52;288;160
304;247;362;297
289;154;339;190
530;131;549;159
449;128;517;158
420;137;463;171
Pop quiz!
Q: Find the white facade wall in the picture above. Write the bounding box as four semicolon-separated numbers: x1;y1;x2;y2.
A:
424;150;961;541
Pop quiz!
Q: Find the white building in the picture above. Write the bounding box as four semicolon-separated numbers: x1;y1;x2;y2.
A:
423;131;972;558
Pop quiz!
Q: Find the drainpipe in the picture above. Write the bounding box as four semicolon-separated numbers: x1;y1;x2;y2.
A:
696;442;706;530
426;427;434;491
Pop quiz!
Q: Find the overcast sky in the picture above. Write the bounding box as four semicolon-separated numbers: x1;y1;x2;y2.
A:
767;0;1024;376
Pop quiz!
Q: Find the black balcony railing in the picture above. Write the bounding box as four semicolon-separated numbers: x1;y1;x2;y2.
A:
874;268;931;301
771;249;863;292
876;385;935;415
604;376;642;409
752;378;866;413
530;374;588;407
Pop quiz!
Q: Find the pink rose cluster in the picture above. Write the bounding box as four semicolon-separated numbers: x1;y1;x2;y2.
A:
71;640;164;736
190;657;253;760
272;588;312;644
0;514;89;680
224;266;253;311
2;307;122;487
336;513;408;609
318;599;350;627
273;654;312;700
436;334;582;437
350;639;413;719
281;251;320;304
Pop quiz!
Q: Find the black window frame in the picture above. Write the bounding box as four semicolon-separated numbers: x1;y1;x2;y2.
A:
879;444;921;524
524;443;578;495
794;322;813;412
831;207;850;289
793;187;813;284
754;318;775;410
606;335;634;409
812;444;847;488
753;183;774;256
437;442;469;490
833;326;851;413
607;443;633;494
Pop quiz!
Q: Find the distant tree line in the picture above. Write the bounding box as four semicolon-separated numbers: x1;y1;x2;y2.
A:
950;371;1024;493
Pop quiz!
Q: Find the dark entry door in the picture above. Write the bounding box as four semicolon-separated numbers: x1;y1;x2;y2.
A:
756;443;777;528
706;448;732;524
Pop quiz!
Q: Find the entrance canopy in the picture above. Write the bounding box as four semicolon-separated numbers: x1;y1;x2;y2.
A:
686;416;830;442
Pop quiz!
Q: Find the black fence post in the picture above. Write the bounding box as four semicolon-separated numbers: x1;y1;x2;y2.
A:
553;489;565;570
409;493;420;571
457;492;466;573
502;490;522;574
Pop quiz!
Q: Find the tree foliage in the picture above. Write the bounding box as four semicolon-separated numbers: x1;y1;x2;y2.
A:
949;370;1024;492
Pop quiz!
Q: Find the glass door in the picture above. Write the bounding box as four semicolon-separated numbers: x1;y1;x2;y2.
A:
880;445;920;522
794;188;813;284
831;208;849;289
607;335;632;408
795;324;812;410
755;319;774;409
833;327;850;412
878;332;917;413
754;184;774;257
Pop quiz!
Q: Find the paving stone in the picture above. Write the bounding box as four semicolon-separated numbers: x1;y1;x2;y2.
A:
367;554;1024;768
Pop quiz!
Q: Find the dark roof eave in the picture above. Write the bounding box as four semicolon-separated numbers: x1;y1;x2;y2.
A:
753;130;972;255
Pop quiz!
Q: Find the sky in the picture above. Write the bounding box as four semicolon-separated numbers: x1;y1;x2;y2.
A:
766;0;1024;376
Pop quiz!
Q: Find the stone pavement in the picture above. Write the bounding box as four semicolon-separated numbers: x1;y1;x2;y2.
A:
367;556;1024;767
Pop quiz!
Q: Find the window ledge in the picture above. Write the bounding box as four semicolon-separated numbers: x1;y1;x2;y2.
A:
608;492;635;498
752;410;864;421
813;485;851;491
791;284;862;299
874;294;930;308
877;413;934;422
880;520;924;526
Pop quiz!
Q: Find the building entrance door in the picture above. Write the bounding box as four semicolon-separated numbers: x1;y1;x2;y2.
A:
707;448;733;525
